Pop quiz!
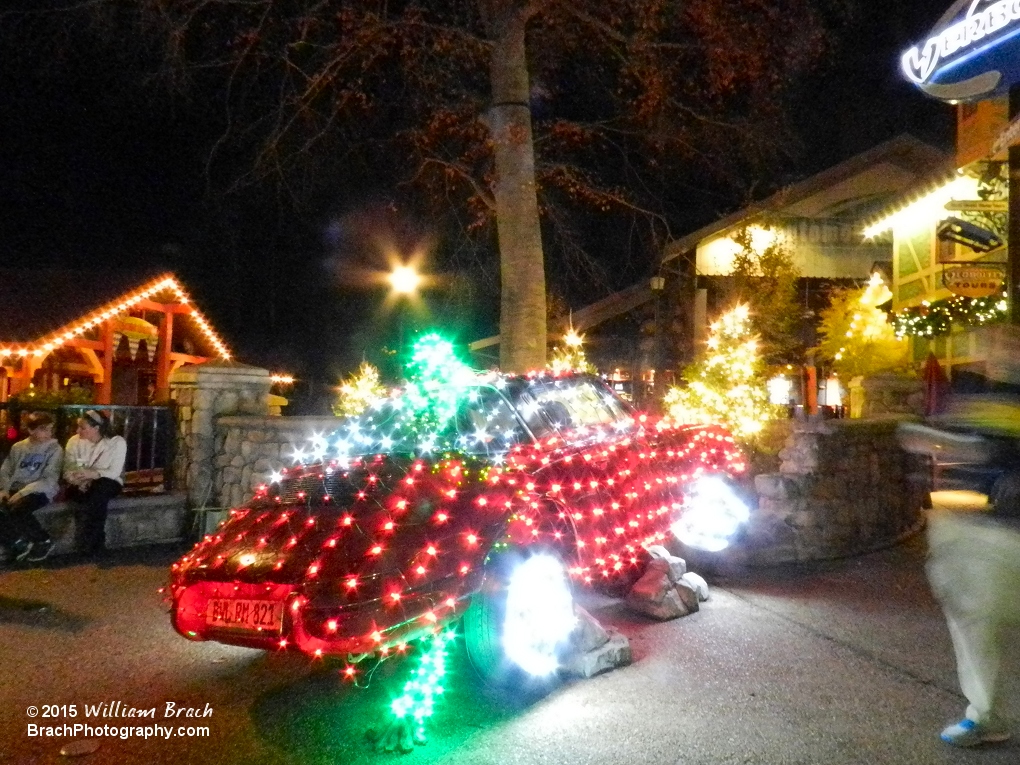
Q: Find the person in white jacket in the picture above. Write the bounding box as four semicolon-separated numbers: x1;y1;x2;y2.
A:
0;411;62;563
63;409;126;557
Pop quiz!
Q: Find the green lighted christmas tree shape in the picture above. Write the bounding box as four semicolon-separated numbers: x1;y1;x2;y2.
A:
401;334;479;437
663;304;780;441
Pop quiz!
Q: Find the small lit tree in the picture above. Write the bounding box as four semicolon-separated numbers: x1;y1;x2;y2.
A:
814;273;908;378
334;362;388;418
549;329;596;375
664;304;781;441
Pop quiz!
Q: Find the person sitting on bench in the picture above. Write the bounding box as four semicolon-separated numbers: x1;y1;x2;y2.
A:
64;410;126;558
0;411;63;563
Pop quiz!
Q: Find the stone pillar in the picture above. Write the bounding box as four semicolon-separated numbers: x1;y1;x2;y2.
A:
170;361;272;507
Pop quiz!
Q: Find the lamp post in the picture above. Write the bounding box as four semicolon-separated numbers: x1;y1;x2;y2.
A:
649;274;666;404
389;264;422;360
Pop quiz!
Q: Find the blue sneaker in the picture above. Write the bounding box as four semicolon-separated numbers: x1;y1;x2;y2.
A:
940;718;1010;747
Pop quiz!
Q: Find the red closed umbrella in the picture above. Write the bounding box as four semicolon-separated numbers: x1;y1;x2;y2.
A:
923;352;950;417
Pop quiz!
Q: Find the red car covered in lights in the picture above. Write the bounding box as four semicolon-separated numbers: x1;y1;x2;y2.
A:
168;372;745;680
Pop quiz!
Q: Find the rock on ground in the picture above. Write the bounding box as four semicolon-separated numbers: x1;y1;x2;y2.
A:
562;631;632;679
625;560;699;620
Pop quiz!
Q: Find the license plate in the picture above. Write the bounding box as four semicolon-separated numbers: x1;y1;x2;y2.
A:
206;598;284;632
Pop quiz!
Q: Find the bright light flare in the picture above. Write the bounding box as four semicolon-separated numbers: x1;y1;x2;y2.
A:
672;475;749;552
767;375;792;406
389;265;422;295
503;554;576;676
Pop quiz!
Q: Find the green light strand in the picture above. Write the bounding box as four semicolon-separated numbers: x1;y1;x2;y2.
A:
892;294;1009;338
404;333;478;436
390;630;454;724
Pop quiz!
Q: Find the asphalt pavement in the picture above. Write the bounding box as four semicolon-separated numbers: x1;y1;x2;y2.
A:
2;505;1020;765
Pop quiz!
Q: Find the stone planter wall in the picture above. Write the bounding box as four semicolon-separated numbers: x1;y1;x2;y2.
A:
212;415;342;508
170;362;274;507
848;374;924;419
684;417;927;569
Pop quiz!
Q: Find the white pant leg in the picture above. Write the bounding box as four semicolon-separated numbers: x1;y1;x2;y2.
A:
928;512;1020;724
944;607;1004;724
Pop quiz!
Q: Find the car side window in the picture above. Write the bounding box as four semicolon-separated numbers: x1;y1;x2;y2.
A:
530;380;618;430
451;387;527;453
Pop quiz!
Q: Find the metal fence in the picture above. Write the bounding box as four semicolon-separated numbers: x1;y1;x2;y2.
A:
0;404;175;494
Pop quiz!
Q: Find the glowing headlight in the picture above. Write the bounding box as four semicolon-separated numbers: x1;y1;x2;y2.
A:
671;475;749;552
503;554;576;676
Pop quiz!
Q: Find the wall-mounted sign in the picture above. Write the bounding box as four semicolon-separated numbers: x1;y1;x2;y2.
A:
944;199;1009;212
936;217;1005;252
902;0;1020;102
942;263;1006;297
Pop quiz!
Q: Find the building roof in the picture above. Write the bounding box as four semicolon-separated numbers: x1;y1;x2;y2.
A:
0;269;230;358
0;269;168;342
469;135;951;350
661;134;952;263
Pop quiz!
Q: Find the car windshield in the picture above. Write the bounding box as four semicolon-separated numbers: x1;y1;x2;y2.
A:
511;377;633;438
308;375;633;463
328;383;529;459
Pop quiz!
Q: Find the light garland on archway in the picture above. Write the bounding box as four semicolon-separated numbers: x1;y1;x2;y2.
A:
892;293;1009;338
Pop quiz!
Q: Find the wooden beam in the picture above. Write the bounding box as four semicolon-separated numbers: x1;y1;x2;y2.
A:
469;282;656;353
559;283;654;333
65;338;104;352
169;352;211;365
78;349;105;381
99;319;114;404
136;299;193;314
469;335;500;351
156;311;174;402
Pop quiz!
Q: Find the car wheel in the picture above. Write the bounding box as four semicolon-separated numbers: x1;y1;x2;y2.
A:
990;469;1020;517
462;547;576;691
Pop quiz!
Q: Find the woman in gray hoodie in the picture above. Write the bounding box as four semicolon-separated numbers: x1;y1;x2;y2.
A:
0;411;63;563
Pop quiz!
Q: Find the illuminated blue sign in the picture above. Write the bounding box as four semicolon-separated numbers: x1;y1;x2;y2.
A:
902;0;1020;101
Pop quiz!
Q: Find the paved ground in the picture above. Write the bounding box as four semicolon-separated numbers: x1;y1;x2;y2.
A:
3;503;1020;764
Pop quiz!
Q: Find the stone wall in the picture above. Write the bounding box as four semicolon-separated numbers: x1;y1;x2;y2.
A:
212;415;343;508
687;417;927;568
848;374;924;419
170;362;274;507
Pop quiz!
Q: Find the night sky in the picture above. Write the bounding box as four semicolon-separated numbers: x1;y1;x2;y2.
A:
0;1;954;411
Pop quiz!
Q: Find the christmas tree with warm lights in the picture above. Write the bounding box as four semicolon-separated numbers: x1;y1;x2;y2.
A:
334;362;389;417
549;329;596;375
664;304;780;441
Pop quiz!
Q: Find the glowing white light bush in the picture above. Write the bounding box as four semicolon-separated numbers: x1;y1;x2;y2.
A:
672;475;749;552
503;554;576;676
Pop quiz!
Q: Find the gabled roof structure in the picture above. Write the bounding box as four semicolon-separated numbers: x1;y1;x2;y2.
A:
558;135;952;337
661;134;952;266
0;270;230;403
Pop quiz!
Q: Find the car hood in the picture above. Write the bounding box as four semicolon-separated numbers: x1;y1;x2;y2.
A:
171;454;513;610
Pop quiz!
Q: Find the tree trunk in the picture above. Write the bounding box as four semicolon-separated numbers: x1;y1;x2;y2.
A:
487;10;546;373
